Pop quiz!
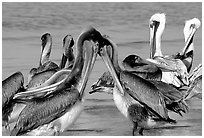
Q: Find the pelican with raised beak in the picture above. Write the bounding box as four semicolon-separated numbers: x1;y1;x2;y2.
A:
10;26;103;136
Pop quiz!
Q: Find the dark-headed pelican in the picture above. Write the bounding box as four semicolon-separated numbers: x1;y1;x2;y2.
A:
27;33;58;83
10;26;103;136
12;35;75;100
27;34;75;89
93;35;188;136
2;34;75;129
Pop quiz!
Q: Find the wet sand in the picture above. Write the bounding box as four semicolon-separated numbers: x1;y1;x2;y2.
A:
3;98;202;136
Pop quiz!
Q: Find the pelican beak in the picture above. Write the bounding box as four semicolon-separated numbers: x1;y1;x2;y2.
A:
99;45;125;95
149;21;160;58
59;35;74;69
59;54;68;69
182;27;197;55
78;40;99;95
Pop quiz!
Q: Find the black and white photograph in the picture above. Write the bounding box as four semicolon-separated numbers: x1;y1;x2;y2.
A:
2;1;202;136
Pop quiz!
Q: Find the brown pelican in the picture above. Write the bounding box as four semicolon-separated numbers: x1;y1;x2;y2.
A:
10;26;103;136
94;36;188;136
12;35;75;100
27;34;75;89
91;54;163;94
2;34;75;131
27;33;58;83
2;72;24;128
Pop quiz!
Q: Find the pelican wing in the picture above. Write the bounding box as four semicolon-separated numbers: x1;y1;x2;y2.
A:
149;80;184;101
120;71;168;120
2;72;24;107
11;88;79;136
2;72;24;124
27;70;56;89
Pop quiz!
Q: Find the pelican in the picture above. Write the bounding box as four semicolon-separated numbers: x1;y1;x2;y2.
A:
94;36;188;136
60;35;75;69
27;34;75;89
148;13;201;88
164;18;201;72
12;35;75;100
2;34;76;129
10;26;103;136
2;72;24;127
27;33;58;83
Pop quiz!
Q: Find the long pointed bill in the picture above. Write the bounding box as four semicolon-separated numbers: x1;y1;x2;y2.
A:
182;28;196;55
78;41;98;98
59;54;68;69
149;24;156;59
100;46;125;95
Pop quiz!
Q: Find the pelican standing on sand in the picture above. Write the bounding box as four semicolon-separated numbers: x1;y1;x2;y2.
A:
10;26;103;136
92;35;188;136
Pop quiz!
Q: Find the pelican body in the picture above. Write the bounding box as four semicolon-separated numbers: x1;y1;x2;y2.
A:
95;36;188;135
10;26;103;136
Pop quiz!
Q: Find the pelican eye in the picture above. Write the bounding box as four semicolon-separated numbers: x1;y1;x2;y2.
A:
190;24;195;29
149;23;154;28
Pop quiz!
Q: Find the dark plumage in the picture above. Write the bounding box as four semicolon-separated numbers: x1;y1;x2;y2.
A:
2;72;24;125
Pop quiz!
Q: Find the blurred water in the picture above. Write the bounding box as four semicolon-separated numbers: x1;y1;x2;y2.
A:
2;2;202;136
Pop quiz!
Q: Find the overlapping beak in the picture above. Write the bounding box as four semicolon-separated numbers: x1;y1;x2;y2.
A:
98;37;125;95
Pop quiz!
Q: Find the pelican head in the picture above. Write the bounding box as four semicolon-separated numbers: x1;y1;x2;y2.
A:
40;33;52;66
149;13;166;58
59;35;75;69
182;18;201;55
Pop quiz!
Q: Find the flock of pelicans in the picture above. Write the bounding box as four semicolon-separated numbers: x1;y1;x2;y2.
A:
2;13;202;136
